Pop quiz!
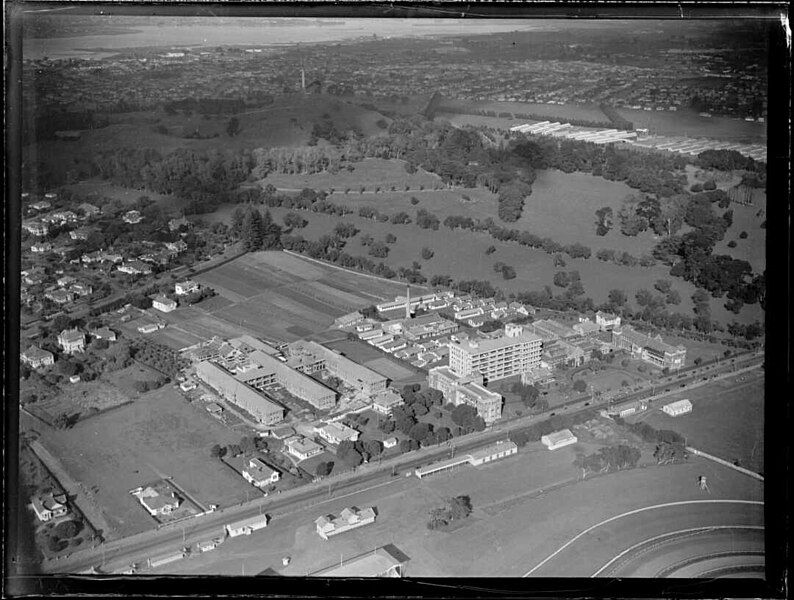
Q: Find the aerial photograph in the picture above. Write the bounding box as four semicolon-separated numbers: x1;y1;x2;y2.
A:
6;8;781;590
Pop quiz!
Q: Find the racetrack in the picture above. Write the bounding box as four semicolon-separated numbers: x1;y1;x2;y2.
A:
525;500;764;578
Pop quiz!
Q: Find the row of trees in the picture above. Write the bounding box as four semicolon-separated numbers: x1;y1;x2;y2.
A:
573;445;641;477
427;495;473;530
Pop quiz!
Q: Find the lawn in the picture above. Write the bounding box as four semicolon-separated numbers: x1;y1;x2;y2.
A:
631;373;764;473
31;386;256;538
261;205;763;327
443;98;611;123
711;200;766;274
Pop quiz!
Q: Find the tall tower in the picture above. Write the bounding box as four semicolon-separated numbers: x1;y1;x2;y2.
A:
405;285;411;320
301;67;306;92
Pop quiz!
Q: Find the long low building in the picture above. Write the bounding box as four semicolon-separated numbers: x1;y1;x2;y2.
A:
662;398;693;417
286;340;388;396
415;440;518;478
195;361;285;425
241;349;336;411
225;514;269;537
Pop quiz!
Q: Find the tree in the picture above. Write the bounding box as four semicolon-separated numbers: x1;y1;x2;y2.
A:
210;444;226;458
421;247;434;260
485;245;496;255
315;461;334;477
385;233;397;244
283;211;307;230
226;116;241;137
608;289;627;307
573;380;587;393
553;272;570;288
448;495;473;520
409;422;433;442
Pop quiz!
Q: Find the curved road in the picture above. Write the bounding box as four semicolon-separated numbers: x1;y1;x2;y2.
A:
524;500;764;578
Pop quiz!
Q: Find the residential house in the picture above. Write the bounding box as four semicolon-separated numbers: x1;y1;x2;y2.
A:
69;226;95;241
117;261;153;275
315;422;360;445
372;388;404;415
30;493;69;522
123;210;143;224
29;200;52;212
241;457;280;487
21;346;55;369
78;202;101;218
46;289;75;305
70;282;93;297
383;437;398;449
315;506;377;540
168;216;189;232
57;275;76;287
22;221;49;236
152;296;178;313
284;436;323;461
131;485;181;516
31;242;53;253
175;280;200;296
89;327;117;341
58;329;85;354
164;240;188;254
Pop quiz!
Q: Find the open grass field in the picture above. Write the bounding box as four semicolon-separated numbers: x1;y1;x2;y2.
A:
156;435;762;577
29;386;254;538
261;158;442;192
616;107;766;143
515;169;656;255
712;201;766;274
631;372;764;473
436;111;520;131
63;179;181;212
259;204;763;327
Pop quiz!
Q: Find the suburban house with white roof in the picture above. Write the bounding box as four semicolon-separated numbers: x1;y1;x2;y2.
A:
152;296;178;313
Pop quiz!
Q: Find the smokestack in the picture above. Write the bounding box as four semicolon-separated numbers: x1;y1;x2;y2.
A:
301;68;306;91
405;285;411;320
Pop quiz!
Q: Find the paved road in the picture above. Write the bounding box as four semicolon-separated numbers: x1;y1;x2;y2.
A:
42;355;764;574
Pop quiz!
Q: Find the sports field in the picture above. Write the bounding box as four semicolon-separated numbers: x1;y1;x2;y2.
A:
632;371;764;473
26;387;254;538
616;107;766;143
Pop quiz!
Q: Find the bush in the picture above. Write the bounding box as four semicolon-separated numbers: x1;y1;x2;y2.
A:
739;231;748;239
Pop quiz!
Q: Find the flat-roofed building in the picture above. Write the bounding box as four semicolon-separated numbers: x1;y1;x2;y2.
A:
334;311;364;329
286;340;387;396
243;349;336;411
612;326;686;371
530;319;577;341
195;361;285;425
448;324;542;383
428;366;503;424
309;544;410;577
